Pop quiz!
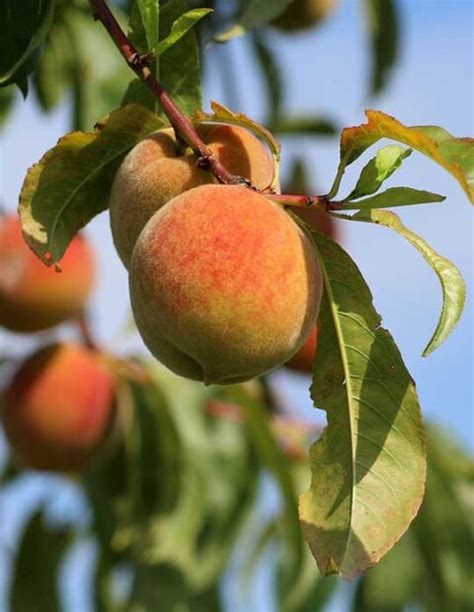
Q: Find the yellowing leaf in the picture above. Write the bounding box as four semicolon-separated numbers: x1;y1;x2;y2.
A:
341;110;474;202
19;104;165;265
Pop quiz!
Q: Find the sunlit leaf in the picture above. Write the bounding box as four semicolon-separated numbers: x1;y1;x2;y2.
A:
363;0;399;95
342;186;445;210
298;229;426;579
344;208;466;355
347;145;412;199
215;0;291;42
0;0;54;87
124;0;203;118
338;110;474;202
129;0;159;53
19;104;164;265
156;8;213;56
9;510;72;612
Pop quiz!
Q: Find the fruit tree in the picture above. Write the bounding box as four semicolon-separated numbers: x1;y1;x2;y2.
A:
0;1;472;611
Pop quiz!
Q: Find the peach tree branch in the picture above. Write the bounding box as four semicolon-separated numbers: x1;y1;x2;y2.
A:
88;0;248;186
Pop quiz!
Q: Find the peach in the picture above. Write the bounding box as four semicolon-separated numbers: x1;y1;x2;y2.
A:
0;215;95;333
1;343;116;472
109;123;274;267
129;184;323;384
285;325;318;373
271;0;339;32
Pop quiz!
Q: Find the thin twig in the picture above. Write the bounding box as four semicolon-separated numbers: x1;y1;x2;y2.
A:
76;313;98;350
88;0;250;186
268;193;342;211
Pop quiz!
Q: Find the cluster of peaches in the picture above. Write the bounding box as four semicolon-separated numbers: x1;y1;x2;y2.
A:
0;122;334;475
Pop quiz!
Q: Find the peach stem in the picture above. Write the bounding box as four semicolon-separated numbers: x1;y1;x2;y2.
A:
88;0;248;186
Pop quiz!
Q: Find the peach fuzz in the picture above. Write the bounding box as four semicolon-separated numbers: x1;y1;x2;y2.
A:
109;123;274;267
1;343;116;472
129;184;323;384
0;215;95;333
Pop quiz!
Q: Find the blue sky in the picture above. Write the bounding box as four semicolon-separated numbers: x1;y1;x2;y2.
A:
0;1;473;610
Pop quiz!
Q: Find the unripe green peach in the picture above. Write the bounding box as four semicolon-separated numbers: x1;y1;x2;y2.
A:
1;343;116;472
0;215;95;333
285;325;318;373
271;0;339;32
129;184;323;384
109;123;274;267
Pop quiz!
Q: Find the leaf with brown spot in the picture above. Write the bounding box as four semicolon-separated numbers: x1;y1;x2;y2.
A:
19;104;165;265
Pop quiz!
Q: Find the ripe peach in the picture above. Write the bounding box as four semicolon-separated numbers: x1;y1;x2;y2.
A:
271;0;339;32
1;343;116;472
0;215;95;333
129;184;323;384
109;123;274;267
285;325;318;373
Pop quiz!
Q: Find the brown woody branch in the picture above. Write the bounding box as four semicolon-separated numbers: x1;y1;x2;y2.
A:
88;0;248;186
88;0;341;209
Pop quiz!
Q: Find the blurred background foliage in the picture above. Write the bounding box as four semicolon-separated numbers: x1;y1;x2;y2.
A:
0;0;472;611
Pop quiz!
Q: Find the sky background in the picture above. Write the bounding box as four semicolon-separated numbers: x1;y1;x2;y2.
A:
0;0;473;610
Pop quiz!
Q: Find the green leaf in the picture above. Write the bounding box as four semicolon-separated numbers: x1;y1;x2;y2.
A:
269;116;337;137
354;534;419;611
348;145;412;199
68;6;134;131
19;104;165;265
410;427;474;611
346;208;466;356
9;510;72;612
298;229;426;579
211;383;304;605
124;0;203;118
32;19;70;112
129;563;221;612
129;0;159;53
120;364;258;594
342;186;445;210
0;458;21;486
250;33;283;122
363;0;399;96
353;425;474;611
156;8;213;56
0;85;15;127
0;0;54;87
337;110;474;203
215;0;291;42
125;376;183;519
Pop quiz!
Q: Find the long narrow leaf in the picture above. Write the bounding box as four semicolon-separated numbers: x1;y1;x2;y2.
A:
344;208;466;356
299;229;426;579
